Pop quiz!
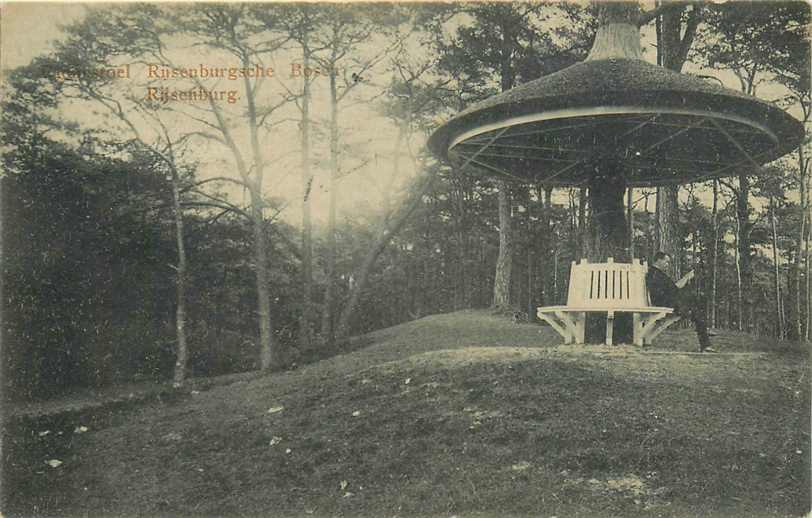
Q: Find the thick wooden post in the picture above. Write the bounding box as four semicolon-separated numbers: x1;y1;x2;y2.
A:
579;2;642;343
586;2;643;62
587;160;630;263
584;162;634;343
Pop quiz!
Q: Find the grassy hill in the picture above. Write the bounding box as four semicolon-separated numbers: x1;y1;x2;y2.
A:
4;311;810;517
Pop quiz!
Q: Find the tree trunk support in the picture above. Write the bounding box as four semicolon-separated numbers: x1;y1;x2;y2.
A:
584;159;632;343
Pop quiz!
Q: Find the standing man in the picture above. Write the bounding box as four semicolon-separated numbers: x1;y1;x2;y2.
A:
646;252;714;352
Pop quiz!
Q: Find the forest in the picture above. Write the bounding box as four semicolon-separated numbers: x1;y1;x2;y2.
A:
2;1;809;400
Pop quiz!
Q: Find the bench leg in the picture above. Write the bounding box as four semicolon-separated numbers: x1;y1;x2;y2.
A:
605;311;615;346
537;312;572;343
540;311;585;345
575;312;586;344
634;312;665;345
635;313;681;345
544;310;677;347
644;315;681;344
544;311;585;345
555;311;582;344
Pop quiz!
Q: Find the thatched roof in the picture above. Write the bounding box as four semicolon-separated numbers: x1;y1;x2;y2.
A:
429;58;804;186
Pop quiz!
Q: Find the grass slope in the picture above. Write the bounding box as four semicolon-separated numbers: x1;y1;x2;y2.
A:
4;311;810;517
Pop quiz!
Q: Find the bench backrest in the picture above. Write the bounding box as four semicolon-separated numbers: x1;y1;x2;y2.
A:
566;258;651;309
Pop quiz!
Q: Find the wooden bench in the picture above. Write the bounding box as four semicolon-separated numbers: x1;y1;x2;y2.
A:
537;258;680;346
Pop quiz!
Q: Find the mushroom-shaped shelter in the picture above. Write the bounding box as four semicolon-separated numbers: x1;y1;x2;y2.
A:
428;2;805;343
428;10;804;189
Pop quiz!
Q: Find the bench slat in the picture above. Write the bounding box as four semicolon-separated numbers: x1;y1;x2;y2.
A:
538;306;673;313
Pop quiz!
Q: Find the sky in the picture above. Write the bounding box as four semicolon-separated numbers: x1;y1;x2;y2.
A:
1;3;93;75
1;2;805;233
16;2;429;233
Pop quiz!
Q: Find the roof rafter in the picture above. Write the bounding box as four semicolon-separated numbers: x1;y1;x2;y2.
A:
637;117;709;155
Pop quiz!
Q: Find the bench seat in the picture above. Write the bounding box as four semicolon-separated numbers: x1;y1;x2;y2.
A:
537;258;680;346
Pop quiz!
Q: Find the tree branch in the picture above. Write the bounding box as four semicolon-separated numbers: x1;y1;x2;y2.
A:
636;2;690;27
181;200;250;220
183;175;252;193
336;158;371;180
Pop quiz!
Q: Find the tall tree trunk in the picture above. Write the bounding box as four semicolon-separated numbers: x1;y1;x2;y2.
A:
83;77;199;379
241;56;277;369
492;22;516;310
588;2;644;60
586;160;631;342
553;250;559;303
251;196;275;369
493;182;513;308
711;180;719;328
299;32;314;351
806;212;811;341
654;3;700;277
451;181;461;310
170;171;188;385
527;187;537;313
527;246;533;316
692;229;699;298
645;193;654;260
572;2;650;340
578;187;587;257
587;160;629;262
805;170;811;341
456;178;470;309
656;186;681;278
749;292;756;335
770;198;784;339
736;172;753;332
796;144;807;340
323;66;339;345
627;187;635;258
194;52;278;369
734;213;744;331
654;188;660;254
541;185;553;305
